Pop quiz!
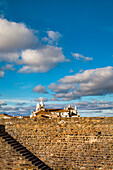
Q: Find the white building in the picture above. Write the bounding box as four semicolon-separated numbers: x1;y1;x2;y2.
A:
30;98;80;118
30;98;46;118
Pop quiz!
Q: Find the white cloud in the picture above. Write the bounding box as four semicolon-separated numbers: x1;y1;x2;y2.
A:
33;84;48;94
0;18;38;52
18;65;35;74
0;64;15;71
72;53;93;61
46;100;113;116
72;100;113;113
0;98;113;117
42;30;62;45
48;83;75;93
47;31;61;41
0;71;4;78
49;66;113;100
0;19;67;74
18;45;68;73
34;97;48;102
0;51;20;62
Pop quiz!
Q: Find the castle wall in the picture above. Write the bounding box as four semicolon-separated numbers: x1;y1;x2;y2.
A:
0;135;37;170
0;117;113;169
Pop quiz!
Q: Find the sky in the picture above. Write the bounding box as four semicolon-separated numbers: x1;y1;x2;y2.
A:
0;0;113;117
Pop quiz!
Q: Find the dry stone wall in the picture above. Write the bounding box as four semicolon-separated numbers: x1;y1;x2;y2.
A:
0;117;113;169
0;137;37;170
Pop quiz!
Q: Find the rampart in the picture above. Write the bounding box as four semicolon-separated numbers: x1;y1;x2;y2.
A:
0;117;113;169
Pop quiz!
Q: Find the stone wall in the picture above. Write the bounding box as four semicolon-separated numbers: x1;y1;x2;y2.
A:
0;117;113;169
0;136;37;170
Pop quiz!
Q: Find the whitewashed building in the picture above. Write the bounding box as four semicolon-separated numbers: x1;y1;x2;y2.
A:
30;98;80;118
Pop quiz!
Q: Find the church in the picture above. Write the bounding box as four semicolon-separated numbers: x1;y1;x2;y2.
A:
30;98;80;118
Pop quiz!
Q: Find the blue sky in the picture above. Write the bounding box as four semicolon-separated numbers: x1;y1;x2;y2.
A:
0;0;113;117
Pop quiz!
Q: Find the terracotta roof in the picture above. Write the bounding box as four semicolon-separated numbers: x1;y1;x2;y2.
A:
0;113;13;117
33;110;51;117
46;109;62;112
23;116;30;118
46;108;74;113
50;109;69;113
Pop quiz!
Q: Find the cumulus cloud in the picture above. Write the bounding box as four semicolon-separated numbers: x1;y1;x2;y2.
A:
49;66;113;101
72;100;113;110
46;100;113;112
42;30;62;44
0;98;35;116
0;18;38;70
0;64;15;71
0;18;38;52
72;53;93;61
0;105;35;116
18;45;68;73
47;30;61;41
0;71;4;78
48;83;75;93
0;51;20;62
50;97;59;101
0;63;15;78
1;99;113;117
46;103;64;109
0;19;67;74
33;84;48;94
46;100;113;117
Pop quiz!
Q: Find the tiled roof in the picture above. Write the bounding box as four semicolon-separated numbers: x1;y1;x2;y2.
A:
50;109;69;113
34;110;51;116
46;109;62;112
23;116;30;118
0;113;13;117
